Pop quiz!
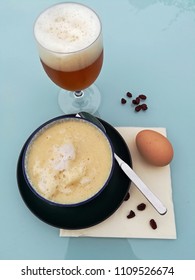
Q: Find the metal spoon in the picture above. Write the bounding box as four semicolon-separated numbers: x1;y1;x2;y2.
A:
76;112;167;215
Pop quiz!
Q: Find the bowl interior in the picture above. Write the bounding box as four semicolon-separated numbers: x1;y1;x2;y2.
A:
22;115;114;207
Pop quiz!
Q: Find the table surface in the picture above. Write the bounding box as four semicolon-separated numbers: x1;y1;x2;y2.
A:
1;0;195;260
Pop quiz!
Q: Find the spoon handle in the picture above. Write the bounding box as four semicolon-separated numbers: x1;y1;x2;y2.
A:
76;112;167;215
114;154;167;215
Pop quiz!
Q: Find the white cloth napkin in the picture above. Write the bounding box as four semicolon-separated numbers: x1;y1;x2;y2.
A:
60;127;176;239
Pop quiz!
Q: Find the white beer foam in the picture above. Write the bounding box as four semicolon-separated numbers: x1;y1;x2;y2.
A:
34;3;103;71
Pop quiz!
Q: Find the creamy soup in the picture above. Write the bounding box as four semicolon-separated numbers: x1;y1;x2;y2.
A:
24;118;113;204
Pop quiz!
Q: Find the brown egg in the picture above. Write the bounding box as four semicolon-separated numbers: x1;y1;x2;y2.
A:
136;129;174;167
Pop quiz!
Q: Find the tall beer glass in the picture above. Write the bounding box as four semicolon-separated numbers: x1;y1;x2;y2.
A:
34;2;103;114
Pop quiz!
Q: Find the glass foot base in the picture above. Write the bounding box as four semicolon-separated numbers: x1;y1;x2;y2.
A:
58;84;101;115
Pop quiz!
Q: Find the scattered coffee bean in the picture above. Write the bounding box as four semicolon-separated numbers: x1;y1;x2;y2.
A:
139;94;147;100
137;203;146;211
150;219;157;230
127;210;135;219
141;104;148;111
121;98;127;104
132;97;140;105
126;92;132;98
135;105;142;112
124;192;130;201
120;91;148;112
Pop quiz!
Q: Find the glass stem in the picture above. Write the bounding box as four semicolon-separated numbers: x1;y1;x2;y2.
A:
73;90;87;108
74;91;84;98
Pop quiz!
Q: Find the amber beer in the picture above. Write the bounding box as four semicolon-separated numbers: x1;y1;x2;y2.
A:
41;51;103;91
34;2;103;91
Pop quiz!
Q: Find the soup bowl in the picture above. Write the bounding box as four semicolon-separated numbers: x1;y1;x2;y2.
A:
22;115;115;207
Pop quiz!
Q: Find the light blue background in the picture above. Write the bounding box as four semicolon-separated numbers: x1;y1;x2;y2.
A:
1;0;195;259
